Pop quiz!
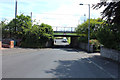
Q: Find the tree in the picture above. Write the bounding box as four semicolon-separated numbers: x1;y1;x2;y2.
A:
76;18;104;39
92;1;120;51
7;14;32;39
2;14;54;48
1;19;9;38
21;23;54;48
92;1;120;25
75;18;104;50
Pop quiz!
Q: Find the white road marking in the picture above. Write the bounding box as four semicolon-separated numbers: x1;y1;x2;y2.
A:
86;58;117;78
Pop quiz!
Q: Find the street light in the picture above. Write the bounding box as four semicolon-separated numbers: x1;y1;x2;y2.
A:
79;3;90;52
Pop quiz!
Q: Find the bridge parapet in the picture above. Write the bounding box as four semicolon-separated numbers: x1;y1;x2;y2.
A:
52;26;76;33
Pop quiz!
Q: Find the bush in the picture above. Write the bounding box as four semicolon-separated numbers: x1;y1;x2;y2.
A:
20;24;54;48
96;24;120;51
89;39;101;50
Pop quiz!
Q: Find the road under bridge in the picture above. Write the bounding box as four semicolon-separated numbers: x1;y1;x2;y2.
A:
54;33;80;48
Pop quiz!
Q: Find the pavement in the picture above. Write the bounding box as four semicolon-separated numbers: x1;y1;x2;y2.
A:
1;39;119;78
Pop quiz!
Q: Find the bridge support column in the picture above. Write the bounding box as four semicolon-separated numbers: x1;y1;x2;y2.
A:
70;37;79;48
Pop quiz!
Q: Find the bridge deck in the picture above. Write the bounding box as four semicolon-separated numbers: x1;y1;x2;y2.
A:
54;35;80;37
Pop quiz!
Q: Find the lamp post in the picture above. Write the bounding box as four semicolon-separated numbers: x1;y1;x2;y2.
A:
79;3;90;52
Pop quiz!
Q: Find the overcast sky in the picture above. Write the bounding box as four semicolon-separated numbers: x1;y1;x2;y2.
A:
0;0;105;28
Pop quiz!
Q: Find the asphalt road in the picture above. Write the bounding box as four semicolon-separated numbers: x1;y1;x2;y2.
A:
2;39;119;78
54;39;69;46
2;48;119;78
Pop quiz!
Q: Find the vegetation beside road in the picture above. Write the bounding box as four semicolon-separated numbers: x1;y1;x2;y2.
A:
76;1;120;51
93;1;120;51
67;37;71;44
54;37;63;39
53;33;77;35
1;14;54;48
76;17;120;51
76;18;103;51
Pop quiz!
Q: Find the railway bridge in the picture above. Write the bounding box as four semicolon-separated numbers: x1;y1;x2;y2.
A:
53;27;80;47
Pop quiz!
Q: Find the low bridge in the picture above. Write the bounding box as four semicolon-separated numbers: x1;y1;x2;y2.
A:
52;26;80;47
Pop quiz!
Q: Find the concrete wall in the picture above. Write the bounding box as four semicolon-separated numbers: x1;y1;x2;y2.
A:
45;40;54;48
78;42;94;52
100;47;120;62
70;37;93;52
70;37;79;48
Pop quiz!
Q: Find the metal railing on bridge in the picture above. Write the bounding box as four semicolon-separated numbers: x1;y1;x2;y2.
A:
52;26;76;33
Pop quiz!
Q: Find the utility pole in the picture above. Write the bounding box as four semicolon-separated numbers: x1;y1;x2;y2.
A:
31;12;33;26
15;0;17;36
71;27;72;32
15;0;17;18
31;12;32;22
56;27;57;31
84;14;86;22
78;20;80;25
64;27;65;32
